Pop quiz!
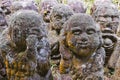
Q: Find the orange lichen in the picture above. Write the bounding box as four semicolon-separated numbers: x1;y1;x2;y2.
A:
59;59;66;74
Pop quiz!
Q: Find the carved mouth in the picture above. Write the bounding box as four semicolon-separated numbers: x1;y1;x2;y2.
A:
54;22;63;30
44;16;50;23
77;42;89;49
39;57;48;63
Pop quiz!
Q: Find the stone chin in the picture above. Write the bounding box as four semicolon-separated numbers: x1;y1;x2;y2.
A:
78;48;95;57
52;22;63;30
69;45;96;58
44;18;50;23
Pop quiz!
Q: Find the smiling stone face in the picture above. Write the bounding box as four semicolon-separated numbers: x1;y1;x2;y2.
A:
91;2;120;70
59;13;104;80
92;3;119;34
65;14;100;57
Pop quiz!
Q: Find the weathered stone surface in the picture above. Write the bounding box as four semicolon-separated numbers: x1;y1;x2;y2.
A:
39;0;58;23
48;4;73;71
0;10;52;80
59;13;105;80
67;0;86;13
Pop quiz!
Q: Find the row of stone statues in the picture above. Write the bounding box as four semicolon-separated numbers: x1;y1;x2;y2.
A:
0;0;120;80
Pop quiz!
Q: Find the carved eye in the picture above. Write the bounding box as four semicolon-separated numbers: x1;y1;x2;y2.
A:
73;31;82;35
87;29;96;35
112;16;119;21
29;27;40;35
73;32;80;35
54;15;62;21
103;15;110;18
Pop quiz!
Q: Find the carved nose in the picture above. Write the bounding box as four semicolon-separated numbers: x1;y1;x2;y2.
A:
80;33;88;42
81;38;88;42
106;24;112;30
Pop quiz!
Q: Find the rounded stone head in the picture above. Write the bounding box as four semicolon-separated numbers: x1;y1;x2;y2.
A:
8;10;44;48
63;13;101;58
92;2;119;33
11;1;38;13
91;0;112;14
50;4;73;34
67;0;86;13
94;0;112;6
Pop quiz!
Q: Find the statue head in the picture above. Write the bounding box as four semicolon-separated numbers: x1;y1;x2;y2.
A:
61;13;102;58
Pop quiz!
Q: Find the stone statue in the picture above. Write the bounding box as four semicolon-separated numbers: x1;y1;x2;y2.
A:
91;2;120;78
59;13;105;80
48;4;73;73
39;0;58;23
0;10;52;80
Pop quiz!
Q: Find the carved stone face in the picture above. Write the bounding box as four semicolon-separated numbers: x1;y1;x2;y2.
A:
40;0;58;23
92;3;119;33
9;10;44;50
50;4;73;32
92;3;119;64
65;14;100;58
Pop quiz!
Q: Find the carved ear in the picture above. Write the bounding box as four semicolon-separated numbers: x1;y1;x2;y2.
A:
49;11;53;23
8;27;15;41
8;27;12;40
60;21;69;46
49;12;55;30
96;23;103;48
99;33;103;48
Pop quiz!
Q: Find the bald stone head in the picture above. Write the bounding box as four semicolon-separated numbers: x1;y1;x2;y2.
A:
9;10;45;48
50;4;74;34
40;0;58;23
62;13;102;58
11;1;38;13
67;0;86;13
